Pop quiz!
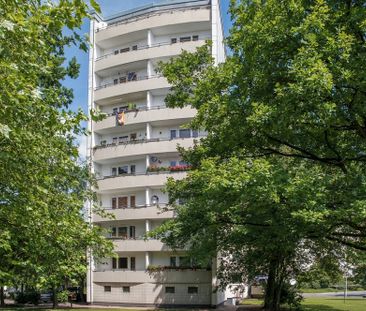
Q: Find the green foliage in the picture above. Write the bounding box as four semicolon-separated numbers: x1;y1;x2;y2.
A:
0;0;113;295
153;0;366;310
15;291;40;305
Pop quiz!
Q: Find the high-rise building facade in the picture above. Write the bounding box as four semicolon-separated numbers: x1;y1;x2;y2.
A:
87;0;225;306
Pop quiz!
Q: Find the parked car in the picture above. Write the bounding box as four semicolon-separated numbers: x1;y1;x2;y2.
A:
40;291;53;303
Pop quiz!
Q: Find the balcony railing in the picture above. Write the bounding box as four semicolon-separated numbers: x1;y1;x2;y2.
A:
95;37;210;62
95;4;211;32
100;202;169;211
104;104;167;117
93;135;205;151
95;74;161;91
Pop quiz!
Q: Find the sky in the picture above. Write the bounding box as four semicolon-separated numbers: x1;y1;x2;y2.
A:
64;0;232;157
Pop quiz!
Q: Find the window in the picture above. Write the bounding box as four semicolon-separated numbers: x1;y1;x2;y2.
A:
112;108;118;115
111;227;117;237
179;161;188;166
171;38;177;44
130;195;136;207
112;197;117;209
112;137;118;144
113;79;118;85
112;258;117;269
119;106;128;112
179;129;191;138
122;286;130;293
118;197;128;209
129;226;136;239
130;165;136;174
114;49;119;55
170;130;177;139
120;47;130;53
132;45;138;50
119;257;128;269
179;256;190;267
127;72;136;81
170;256;177;267
192;130;198;138
104;286;111;292
118;226;128;238
192;35;199;41
180;36;191;42
130;133;137;140
118;166;128;175
170;161;177;167
130;257;136;271
188;286;198;294
100;140;107;146
119;136;128;144
111;167;117;176
165;287;175;293
119;76;127;83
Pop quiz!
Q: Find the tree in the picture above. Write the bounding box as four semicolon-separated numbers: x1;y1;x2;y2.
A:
0;0;113;306
152;1;366;310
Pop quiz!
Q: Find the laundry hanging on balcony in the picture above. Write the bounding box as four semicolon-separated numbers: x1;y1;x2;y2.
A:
116;111;125;126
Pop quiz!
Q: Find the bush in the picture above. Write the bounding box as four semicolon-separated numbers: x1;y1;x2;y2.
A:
280;284;303;310
15;291;40;305
57;290;69;303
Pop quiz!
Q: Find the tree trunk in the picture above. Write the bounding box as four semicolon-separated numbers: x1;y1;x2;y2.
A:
264;257;285;311
52;287;57;309
0;286;5;307
79;278;85;303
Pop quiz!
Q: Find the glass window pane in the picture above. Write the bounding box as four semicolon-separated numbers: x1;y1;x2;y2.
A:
179;129;191;138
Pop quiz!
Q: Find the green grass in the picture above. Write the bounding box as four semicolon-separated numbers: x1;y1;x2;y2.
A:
240;297;366;311
301;288;342;293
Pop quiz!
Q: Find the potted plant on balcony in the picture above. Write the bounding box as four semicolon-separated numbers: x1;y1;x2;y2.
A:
127;102;137;111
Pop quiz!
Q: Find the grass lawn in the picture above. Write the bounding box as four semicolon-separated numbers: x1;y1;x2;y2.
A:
240;297;366;311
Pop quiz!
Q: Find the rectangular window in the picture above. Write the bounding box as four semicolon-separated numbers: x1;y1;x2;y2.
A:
170;161;177;167
100;140;107;146
129;226;136;239
119;257;128;269
130;165;136;174
112;197;117;209
192;130;198;138
165;286;175;293
120;47;130;53
180;36;191;42
188;286;198;294
171;38;177;44
130;257;136;271
112;257;117;269
130;133;137;140
127;72;137;81
118;226;128;238
122;286;130;293
114;49;119;55
113;79;118;85
170;256;177;267
130;195;136;207
119;106;128;112
192;35;199;41
112;108;118;115
118;197;128;209
132;45;138;51
170;130;176;139
111;167;117;176
111;227;117;237
118;166;128;175
119;136;128;144
119;76;127;83
179;129;191;138
104;286;111;292
112;137;118;144
179;161;188;166
179;256;191;267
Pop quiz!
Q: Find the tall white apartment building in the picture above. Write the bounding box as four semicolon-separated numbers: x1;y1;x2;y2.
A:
87;0;225;306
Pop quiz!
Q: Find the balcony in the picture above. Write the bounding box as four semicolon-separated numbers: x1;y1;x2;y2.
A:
93;106;196;134
93;137;199;163
94;76;170;105
111;238;167;252
96;171;187;193
95;40;207;73
93;204;173;222
95;6;210;45
93;269;212;284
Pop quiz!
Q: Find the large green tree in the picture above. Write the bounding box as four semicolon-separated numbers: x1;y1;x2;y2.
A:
0;0;112;306
153;0;366;310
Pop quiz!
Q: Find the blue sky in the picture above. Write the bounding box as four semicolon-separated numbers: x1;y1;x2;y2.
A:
64;0;231;114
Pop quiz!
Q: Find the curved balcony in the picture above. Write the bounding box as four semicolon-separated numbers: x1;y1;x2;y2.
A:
93;204;173;222
93;269;212;284
93;106;196;134
95;6;210;45
94;76;169;105
95;40;206;73
96;171;187;193
93;137;198;163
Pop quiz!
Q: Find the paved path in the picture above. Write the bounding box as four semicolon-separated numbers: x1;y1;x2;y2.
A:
302;290;366;298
